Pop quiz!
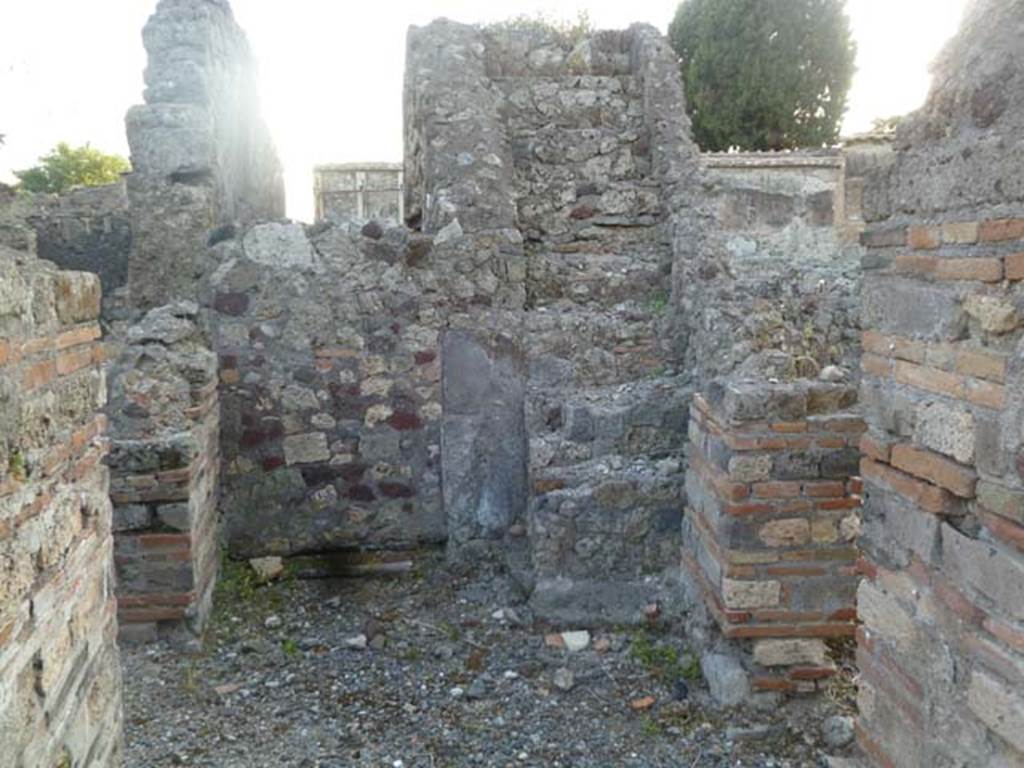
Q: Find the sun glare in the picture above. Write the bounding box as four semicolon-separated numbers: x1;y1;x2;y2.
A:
0;0;971;221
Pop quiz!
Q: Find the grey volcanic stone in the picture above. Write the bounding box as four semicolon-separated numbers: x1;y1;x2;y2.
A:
701;652;750;707
442;329;528;548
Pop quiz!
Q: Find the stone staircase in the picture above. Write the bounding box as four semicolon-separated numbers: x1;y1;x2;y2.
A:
502;72;690;621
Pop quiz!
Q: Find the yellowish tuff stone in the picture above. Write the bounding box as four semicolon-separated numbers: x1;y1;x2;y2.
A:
722;578;781;609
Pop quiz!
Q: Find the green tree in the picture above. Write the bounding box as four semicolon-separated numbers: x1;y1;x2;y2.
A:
14;142;130;194
668;0;856;151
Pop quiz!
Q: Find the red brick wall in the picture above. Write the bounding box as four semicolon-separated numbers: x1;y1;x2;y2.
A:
0;248;123;765
857;212;1024;765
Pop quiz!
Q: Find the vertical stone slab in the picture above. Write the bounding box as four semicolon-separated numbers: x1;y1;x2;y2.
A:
856;1;1024;764
0;246;123;765
125;0;284;311
441;328;528;562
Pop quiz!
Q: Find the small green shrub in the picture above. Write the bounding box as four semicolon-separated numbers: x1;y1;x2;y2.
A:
630;630;701;684
486;11;593;49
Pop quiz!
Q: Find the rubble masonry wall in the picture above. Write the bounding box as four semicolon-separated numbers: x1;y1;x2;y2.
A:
107;303;221;643
855;0;1024;763
125;0;284;311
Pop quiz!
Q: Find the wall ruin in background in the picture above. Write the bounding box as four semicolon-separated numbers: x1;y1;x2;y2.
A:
125;0;284;311
314;163;404;225
27;181;132;320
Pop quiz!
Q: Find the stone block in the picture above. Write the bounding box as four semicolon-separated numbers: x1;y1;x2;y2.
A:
759;518;811;547
861;277;966;340
941;221;979;244
722;578;781;609
857;580;917;648
966;669;1024;752
942;523;1024;621
284;432;330;465
242;222;316;269
964;294;1020;334
753;639;827;667
155;502;192;531
727;454;772;482
125;103;215;175
53;271;101;324
977;481;1024;524
701;652;750;707
113;504;153;532
914;401;975;464
860;483;942;567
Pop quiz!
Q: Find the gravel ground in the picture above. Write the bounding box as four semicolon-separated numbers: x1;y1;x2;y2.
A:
123;552;856;767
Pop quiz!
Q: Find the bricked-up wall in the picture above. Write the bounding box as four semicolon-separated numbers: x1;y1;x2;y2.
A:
855;0;1024;764
0;246;123;765
107;303;220;642
683;380;862;699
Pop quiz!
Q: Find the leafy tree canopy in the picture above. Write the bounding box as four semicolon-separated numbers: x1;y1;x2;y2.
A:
668;0;856;151
14;142;130;194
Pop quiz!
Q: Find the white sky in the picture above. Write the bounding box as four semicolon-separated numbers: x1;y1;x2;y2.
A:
0;0;971;221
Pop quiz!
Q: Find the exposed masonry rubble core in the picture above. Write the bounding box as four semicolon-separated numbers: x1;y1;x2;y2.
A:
199;21;712;616
854;0;1024;764
107;303;221;643
0;237;123;765
2;0;1024;764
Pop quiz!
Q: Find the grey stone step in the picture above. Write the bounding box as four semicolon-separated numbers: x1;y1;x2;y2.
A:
526;247;668;309
527;453;685;585
527;375;690;470
524;305;668;388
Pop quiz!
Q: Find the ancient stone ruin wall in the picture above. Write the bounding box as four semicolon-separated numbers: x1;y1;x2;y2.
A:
704;151;856;250
674;151;862;388
26;181;132;321
125;0;284;310
107;303;220;643
653;26;865;708
199;22;700;622
683;381;861;703
855;0;1024;763
404;20;530;568
0;246;123;765
202;220;455;557
0;184;37;254
404;22;700;616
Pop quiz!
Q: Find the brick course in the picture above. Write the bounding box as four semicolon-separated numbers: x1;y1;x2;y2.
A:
0;246;123;765
683;381;861;693
855;3;1024;761
107;304;221;643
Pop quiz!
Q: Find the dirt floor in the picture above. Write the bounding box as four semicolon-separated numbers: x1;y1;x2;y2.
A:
122;551;857;767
